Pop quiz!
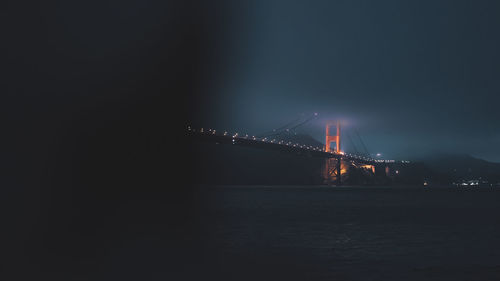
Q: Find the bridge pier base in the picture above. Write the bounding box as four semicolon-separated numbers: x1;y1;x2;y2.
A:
323;156;342;186
336;155;341;186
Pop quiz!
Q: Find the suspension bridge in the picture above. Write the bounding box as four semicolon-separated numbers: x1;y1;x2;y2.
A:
188;114;407;185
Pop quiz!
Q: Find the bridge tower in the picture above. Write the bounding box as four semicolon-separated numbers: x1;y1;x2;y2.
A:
325;121;340;152
325;121;341;153
324;121;342;185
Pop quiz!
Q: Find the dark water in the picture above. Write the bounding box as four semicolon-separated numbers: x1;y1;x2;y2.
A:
192;186;500;281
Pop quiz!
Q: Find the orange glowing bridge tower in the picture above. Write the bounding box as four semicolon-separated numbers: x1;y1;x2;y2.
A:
325;121;341;153
323;121;342;185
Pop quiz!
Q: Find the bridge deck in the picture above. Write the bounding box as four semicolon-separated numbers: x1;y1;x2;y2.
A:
188;129;378;164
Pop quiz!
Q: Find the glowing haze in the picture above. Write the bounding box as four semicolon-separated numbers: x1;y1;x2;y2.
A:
192;0;500;162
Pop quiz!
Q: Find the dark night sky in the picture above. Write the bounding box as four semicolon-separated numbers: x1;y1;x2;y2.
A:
3;0;500;163
193;0;500;162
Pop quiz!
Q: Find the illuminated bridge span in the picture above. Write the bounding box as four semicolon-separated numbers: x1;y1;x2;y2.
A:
188;121;409;186
187;126;377;163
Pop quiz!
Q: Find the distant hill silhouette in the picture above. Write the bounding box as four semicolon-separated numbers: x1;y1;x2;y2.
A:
419;153;500;184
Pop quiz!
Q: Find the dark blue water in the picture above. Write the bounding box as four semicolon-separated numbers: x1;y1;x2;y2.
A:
194;186;500;280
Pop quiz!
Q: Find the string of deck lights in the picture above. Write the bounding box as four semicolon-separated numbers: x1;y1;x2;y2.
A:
187;126;382;161
187;126;412;164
